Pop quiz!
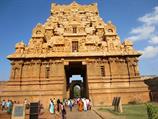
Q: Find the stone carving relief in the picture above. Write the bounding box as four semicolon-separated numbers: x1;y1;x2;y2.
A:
9;2;141;58
54;24;64;35
105;21;116;35
85;25;95;34
45;30;54;42
32;23;45;38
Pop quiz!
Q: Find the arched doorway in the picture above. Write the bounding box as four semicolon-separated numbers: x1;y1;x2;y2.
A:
73;85;81;98
69;80;83;98
64;62;89;99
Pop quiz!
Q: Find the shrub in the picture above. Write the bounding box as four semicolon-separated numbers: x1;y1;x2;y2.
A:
146;103;158;119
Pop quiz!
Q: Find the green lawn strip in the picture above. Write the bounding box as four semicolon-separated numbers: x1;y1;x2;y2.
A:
98;104;148;119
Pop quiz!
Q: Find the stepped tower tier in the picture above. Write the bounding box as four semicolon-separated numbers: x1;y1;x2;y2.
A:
7;2;140;59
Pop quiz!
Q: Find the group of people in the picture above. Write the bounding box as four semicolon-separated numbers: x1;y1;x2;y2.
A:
0;98;30;114
0;97;92;119
0;99;16;114
76;98;91;112
48;97;92;119
49;98;67;119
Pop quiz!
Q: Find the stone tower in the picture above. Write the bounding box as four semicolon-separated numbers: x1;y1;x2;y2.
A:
0;2;150;107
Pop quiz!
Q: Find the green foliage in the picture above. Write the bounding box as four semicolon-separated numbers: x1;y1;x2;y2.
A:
146;103;158;119
73;86;80;98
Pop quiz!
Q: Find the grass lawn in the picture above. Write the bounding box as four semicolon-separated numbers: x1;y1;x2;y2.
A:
98;104;149;119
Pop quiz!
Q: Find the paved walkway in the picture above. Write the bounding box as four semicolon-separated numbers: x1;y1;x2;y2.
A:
0;106;103;119
93;107;126;119
66;106;102;119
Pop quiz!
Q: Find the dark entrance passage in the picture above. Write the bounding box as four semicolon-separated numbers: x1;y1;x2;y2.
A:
64;62;89;99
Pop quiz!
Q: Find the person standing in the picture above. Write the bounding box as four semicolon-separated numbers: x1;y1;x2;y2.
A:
53;98;57;106
83;98;87;111
89;99;92;110
57;99;60;112
24;98;29;109
55;104;61;119
61;105;66;119
1;100;6;111
6;100;10;110
78;99;83;112
69;99;73;111
86;98;90;110
49;99;54;114
7;100;13;114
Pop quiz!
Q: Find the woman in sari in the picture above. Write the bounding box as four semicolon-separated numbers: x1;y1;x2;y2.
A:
49;99;54;114
78;99;83;112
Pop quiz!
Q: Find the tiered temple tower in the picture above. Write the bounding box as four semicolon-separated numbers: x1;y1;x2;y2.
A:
0;2;150;107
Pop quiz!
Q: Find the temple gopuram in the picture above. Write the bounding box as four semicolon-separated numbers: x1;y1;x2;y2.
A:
0;2;151;107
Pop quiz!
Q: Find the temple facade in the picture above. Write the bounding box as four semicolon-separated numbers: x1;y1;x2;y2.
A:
0;2;150;107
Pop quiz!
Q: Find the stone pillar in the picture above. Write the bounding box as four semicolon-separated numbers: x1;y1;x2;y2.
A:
120;58;129;78
63;61;68;99
18;61;24;88
108;58;112;87
133;58;140;76
57;60;66;99
26;63;30;79
23;62;30;80
125;58;131;84
13;61;21;81
36;60;42;85
40;63;46;79
42;62;50;79
49;60;54;79
30;61;36;79
104;60;110;78
10;61;15;80
128;58;135;78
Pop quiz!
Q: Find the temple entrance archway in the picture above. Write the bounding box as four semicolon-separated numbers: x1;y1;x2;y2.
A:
70;81;82;98
73;85;81;98
64;62;89;99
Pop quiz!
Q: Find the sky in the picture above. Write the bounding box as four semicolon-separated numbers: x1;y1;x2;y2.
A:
0;0;158;81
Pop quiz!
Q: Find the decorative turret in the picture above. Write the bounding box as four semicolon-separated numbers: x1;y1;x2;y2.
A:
123;40;134;53
32;23;45;38
15;41;25;53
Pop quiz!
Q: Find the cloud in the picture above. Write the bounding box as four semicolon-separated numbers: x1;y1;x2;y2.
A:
138;6;158;25
127;6;158;59
128;25;155;42
149;36;158;45
127;6;158;43
140;46;158;59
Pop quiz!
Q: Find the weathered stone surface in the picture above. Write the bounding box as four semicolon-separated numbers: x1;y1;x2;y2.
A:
0;2;151;108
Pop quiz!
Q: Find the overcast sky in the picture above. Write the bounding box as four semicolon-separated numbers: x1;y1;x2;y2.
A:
0;0;158;80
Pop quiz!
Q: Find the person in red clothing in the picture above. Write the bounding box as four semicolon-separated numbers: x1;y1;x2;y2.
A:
78;99;83;112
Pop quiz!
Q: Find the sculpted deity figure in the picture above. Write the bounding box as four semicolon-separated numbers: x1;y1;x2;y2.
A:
42;43;49;53
85;26;95;34
54;24;64;35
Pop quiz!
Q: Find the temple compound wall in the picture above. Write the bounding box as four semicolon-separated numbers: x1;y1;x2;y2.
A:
0;2;150;107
